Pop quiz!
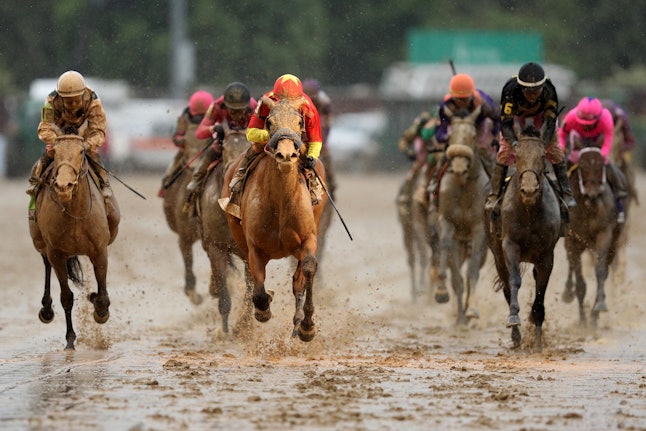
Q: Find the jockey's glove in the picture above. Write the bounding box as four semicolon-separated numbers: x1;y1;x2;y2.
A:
305;156;317;170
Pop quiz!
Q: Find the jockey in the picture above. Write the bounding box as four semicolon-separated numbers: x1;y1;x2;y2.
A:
486;62;576;211
28;70;112;200
558;96;628;223
602;99;636;158
224;73;324;217
184;82;257;194
435;73;501;163
158;90;213;197
396;110;440;205
303;78;336;197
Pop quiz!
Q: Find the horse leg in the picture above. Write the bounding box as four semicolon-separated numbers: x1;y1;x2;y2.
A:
50;255;76;350
503;243;522;347
530;257;554;352
571;247;588;326
591;247;611;327
248;249;273;322
88;251;110;324
38;254;55;323
234;264;256;336
464;233;487;321
208;247;231;333
297;254;317;342
179;236;202;305
447;249;466;325
435;220;452;304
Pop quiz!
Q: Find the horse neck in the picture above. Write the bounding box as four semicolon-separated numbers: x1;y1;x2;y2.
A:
262;156;304;204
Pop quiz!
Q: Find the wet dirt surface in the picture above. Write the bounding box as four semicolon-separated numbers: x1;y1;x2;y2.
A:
1;171;645;431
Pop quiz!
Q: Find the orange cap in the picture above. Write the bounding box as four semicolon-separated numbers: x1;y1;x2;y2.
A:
449;74;475;98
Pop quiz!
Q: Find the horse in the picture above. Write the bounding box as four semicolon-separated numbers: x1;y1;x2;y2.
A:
483;126;562;351
434;106;489;324
220;98;328;341
396;163;439;300
198;125;252;334
161;130;211;305
562;146;623;327
28;134;121;350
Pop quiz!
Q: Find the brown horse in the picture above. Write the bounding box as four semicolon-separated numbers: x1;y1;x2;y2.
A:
435;106;489;325
484;126;561;351
161;130;211;305
220;98;328;341
29;135;120;349
562;147;623;327
198;126;252;334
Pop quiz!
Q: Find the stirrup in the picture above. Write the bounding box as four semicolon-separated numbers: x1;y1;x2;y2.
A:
484;195;498;212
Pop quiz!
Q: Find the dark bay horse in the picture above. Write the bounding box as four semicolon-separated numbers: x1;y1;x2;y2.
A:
162;129;210;305
220;98;328;341
29;135;120;349
562;147;622;327
435;106;488;324
484;126;561;350
198;126;252;334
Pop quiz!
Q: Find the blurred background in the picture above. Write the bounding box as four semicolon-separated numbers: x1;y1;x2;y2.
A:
1;0;646;177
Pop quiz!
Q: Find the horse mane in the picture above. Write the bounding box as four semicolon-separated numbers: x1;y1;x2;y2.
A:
520;125;541;138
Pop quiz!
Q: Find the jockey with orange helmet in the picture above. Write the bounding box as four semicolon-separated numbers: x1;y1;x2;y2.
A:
158;89;214;197
183;82;258;194
28;70;112;200
485;62;576;211
558;96;628;222
436;73;500;161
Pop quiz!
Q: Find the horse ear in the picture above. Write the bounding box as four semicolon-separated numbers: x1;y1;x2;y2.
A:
467;104;482;122
290;98;306;111
261;95;275;109
443;105;454;118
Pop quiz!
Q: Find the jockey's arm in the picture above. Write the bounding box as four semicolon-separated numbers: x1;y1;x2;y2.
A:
84;100;107;152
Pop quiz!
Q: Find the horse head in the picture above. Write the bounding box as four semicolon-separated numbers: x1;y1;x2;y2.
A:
444;105;481;180
264;98;305;173
515;126;545;206
575;147;607;200
52;134;86;202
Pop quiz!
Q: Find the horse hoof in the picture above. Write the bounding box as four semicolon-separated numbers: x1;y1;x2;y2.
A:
39;308;54;324
188;291;204;305
94;310;110;324
254;308;272;323
506;314;521;327
297;325;316;342
435;291;450;304
562;289;575;303
511;326;522;348
465;308;480;320
593;302;608;312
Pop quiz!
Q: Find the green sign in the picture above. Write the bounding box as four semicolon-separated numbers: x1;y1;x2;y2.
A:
407;30;543;64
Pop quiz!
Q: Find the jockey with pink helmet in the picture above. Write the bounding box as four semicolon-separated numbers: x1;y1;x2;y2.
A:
558;96;628;223
158;90;214;197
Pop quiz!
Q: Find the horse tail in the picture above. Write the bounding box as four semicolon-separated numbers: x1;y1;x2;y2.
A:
67;256;84;285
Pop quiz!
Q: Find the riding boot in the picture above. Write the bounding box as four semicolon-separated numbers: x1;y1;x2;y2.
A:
229;146;257;193
606;162;628;223
26;152;52;196
484;163;507;212
553;161;576;209
308;171;324;205
186;155;210;193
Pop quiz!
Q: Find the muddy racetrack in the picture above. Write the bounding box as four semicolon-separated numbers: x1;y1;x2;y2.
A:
1;171;645;431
